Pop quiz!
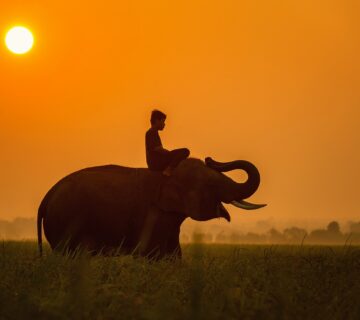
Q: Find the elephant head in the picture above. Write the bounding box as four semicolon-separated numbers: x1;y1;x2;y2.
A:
158;157;266;222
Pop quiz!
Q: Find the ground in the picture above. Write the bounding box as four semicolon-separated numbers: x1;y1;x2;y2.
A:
0;241;359;319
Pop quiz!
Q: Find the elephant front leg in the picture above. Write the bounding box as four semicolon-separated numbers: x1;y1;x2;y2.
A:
138;207;184;260
172;244;182;259
144;234;181;260
160;231;182;259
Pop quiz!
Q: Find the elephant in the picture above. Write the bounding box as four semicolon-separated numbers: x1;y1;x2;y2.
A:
37;157;266;259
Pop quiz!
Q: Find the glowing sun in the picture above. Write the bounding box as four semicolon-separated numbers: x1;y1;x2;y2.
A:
5;26;34;54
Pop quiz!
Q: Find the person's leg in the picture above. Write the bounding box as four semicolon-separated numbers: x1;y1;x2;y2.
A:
150;152;172;172
167;148;190;169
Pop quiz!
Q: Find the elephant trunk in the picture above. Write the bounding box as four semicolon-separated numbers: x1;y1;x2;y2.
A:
205;157;261;201
230;160;260;200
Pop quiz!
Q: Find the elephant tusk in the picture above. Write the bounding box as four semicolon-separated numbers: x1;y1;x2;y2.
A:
231;200;267;210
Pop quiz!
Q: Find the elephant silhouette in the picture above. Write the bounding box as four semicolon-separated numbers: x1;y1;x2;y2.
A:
37;157;266;259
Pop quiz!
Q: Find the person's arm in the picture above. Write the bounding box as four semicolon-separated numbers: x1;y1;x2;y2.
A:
146;129;169;155
154;146;170;154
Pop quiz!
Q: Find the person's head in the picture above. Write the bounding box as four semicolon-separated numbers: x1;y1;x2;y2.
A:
150;109;166;130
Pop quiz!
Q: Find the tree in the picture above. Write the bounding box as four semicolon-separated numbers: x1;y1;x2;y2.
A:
327;221;340;234
283;227;307;242
268;228;284;243
349;221;360;234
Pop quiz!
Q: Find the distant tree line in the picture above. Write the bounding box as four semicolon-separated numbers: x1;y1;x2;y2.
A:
0;218;35;239
2;217;360;244
181;221;360;245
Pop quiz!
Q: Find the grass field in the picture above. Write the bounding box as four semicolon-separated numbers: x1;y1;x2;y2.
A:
0;242;359;319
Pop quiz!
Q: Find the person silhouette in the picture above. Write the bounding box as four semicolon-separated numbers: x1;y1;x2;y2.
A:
145;110;190;176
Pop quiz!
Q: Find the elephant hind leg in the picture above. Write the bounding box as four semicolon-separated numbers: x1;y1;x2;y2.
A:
52;235;100;256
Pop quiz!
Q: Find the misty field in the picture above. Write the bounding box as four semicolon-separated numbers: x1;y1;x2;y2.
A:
0;242;359;320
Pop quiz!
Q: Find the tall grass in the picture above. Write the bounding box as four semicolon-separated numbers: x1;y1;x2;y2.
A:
0;241;359;319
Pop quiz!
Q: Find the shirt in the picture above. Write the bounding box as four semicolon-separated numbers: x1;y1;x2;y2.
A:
145;128;163;168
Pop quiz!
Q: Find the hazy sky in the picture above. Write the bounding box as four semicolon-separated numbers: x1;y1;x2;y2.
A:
0;0;359;229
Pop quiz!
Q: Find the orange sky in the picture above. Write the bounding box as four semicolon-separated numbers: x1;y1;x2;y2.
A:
0;0;359;229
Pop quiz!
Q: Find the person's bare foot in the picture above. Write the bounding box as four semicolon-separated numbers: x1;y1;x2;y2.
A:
162;167;172;176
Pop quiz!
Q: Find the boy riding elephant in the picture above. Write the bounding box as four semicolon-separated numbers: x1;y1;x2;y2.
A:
145;110;190;176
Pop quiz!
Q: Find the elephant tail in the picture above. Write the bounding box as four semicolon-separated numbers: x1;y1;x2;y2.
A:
38;190;51;257
37;202;44;257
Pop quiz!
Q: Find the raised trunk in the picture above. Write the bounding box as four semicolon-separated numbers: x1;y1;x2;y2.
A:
205;157;261;201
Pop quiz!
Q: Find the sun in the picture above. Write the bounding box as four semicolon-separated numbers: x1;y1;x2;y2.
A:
5;26;34;54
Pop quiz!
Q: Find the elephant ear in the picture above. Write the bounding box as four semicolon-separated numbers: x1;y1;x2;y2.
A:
157;178;185;213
